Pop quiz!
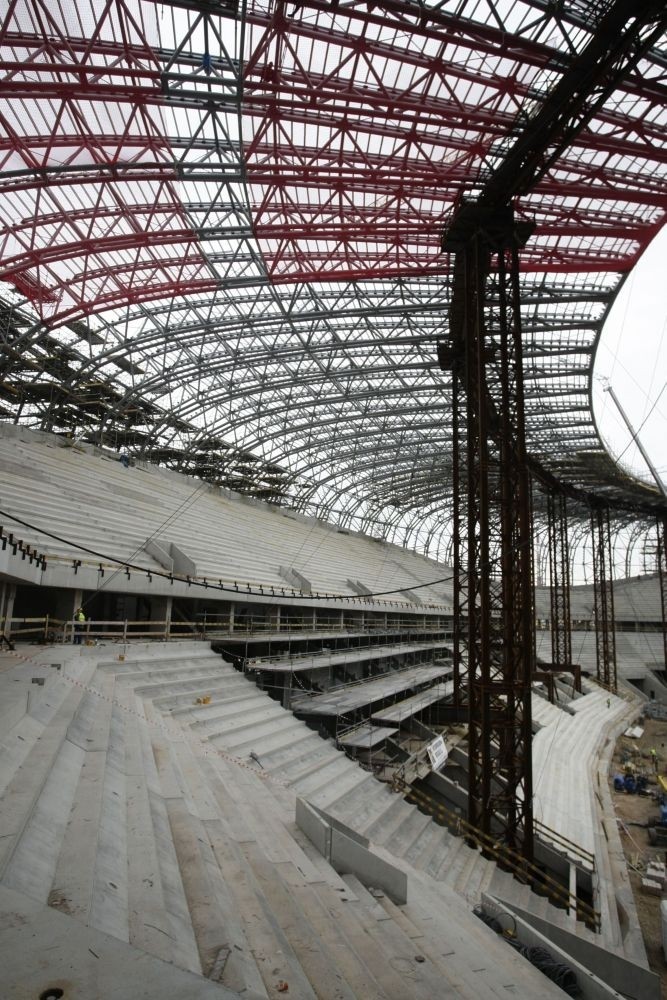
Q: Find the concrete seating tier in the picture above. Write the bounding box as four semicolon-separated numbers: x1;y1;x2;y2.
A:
536;629;667;697
0;424;452;607
291;664;451;716
0;641;574;999
534;574;663;624
248;640;451;673
128;646;644;961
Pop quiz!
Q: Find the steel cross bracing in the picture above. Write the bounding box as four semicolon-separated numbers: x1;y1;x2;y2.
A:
590;503;618;691
441;205;535;857
243;0;667;282
658;518;667;672
437;0;665;861
0;0;666;553
546;491;573;673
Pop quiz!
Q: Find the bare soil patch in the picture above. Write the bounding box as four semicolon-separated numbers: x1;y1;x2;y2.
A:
610;717;667;997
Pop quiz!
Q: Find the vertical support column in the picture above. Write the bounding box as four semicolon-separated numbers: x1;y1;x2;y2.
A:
148;595;172;639
0;581;17;644
547;491;573;673
657;518;667;670
442;203;534;862
493;242;534;857
463;232;495;842
590;505;617;692
451;365;468;707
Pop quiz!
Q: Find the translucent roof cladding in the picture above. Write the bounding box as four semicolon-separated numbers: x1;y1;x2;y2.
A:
0;0;665;533
243;1;667;282
0;0;243;322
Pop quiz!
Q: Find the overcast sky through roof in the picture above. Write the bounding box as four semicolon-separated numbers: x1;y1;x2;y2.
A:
594;224;667;495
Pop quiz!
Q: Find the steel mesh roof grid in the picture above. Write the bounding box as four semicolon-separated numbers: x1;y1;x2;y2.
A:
0;0;666;556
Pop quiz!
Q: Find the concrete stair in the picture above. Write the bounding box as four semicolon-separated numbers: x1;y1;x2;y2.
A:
0;643;638;999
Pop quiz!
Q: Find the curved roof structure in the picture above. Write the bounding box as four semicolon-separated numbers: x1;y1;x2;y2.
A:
1;0;666;554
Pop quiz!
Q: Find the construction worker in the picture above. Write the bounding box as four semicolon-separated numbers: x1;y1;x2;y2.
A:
650;748;658;773
73;607;86;645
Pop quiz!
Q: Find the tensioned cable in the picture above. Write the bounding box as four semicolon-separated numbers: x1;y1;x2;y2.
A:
0;507;453;603
83;478;210;608
615;382;667;464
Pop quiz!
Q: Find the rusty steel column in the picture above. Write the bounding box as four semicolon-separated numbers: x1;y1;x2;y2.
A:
590;504;617;692
547;491;573;673
442;203;534;862
450;366;468;707
495;242;534;856
658;518;667;671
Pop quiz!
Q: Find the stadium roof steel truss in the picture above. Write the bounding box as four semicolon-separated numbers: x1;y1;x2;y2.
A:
0;0;666;556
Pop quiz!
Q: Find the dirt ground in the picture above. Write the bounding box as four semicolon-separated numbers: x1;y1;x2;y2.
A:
610;717;667;996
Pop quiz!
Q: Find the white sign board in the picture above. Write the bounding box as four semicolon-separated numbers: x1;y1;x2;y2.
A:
426;735;448;771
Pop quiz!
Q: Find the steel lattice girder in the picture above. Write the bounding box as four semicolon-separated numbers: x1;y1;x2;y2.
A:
0;0;666;544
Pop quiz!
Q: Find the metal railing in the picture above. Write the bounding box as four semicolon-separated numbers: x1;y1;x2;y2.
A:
202;614;450;635
245;639;451;669
533;818;596;871
0;614;450;646
60;618;203;644
0;616;206;644
0;615;63;642
393;776;601;932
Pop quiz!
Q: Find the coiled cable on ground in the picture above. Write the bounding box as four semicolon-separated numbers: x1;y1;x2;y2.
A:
473;907;580;997
507;941;580;996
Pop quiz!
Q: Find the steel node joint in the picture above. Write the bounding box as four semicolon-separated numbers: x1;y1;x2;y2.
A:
441;201;535;255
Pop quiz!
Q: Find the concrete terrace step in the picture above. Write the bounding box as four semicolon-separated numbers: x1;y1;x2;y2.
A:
189;703;288;739
461;856;497;905
186;693;272;727
44;678;119;928
96;649;215;672
209;719;313;761
2;672;131;942
154;677;253;711
406;869;566;999
2;737;86;903
205;827;319;998
0;883;255;1000
310;768;376;812
259;732;330;772
0;676;92;879
215;716;312;755
289;751;353;796
239;843;382;1000
140;729;203;972
453;845;484;896
320;771;397;832
82;699;130;942
340;874;460;1000
131;670;232;698
159;736;273;995
163;680;256;714
0;672;81;799
420;827;457;878
402;817;447;869
274;872;394;999
271;742;343;784
383;807;433;859
122;698;194;970
363;795;416;845
107;662;225;685
430;831;469;881
167;737;400;997
100;652;222;673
